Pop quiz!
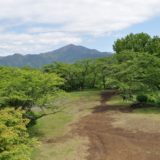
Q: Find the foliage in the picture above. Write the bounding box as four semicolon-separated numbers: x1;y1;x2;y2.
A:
112;51;160;98
136;95;148;103
113;33;160;57
43;58;116;90
0;108;36;160
0;67;64;159
0;67;64;109
113;33;151;53
43;33;160;104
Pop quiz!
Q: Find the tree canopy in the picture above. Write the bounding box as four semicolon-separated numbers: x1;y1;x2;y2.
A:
113;33;160;57
0;67;64;109
0;108;35;160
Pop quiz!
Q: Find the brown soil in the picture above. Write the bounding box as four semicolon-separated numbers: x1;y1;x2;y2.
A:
75;91;160;160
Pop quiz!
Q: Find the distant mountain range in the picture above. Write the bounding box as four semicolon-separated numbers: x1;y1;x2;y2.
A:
0;44;111;68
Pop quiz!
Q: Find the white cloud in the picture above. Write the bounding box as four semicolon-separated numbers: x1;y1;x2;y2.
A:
0;32;81;56
0;0;160;55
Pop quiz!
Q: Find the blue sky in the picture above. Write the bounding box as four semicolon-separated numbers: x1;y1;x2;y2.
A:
84;16;160;52
0;0;160;56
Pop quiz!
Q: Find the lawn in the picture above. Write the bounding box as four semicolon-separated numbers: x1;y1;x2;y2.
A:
30;90;100;160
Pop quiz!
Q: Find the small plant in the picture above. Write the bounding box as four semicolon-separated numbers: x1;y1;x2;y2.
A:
136;94;148;103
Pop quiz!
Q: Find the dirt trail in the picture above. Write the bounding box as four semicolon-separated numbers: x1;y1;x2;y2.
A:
75;91;160;160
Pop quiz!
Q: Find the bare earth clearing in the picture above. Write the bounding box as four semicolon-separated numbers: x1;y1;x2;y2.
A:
32;91;160;160
75;91;160;160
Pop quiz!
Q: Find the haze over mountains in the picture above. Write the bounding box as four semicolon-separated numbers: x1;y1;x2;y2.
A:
0;44;111;68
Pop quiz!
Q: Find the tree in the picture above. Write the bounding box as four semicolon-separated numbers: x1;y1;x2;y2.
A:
111;51;160;99
0;67;64;109
146;36;160;57
93;58;113;89
43;60;99;90
43;62;81;91
0;108;36;160
74;60;92;89
113;33;151;53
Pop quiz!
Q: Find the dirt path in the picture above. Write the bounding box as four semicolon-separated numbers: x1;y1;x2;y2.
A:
75;91;160;160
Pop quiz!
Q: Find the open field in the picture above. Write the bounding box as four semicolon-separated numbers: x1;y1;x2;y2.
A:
30;91;100;160
31;90;160;160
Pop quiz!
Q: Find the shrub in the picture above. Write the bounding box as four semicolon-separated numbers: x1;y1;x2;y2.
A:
136;95;148;103
0;108;36;160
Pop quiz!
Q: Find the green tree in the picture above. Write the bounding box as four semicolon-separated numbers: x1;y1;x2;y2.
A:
0;108;35;160
146;36;160;57
0;67;64;109
111;51;160;99
113;33;151;53
43;62;81;91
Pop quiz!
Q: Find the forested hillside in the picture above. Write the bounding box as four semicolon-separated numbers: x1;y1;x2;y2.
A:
0;33;160;160
0;44;111;68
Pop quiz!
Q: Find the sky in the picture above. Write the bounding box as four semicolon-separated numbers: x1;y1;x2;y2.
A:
0;0;160;56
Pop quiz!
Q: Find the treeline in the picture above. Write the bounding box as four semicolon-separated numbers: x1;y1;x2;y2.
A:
0;67;64;160
0;33;160;160
43;58;111;90
43;33;160;103
113;32;160;56
0;67;64;109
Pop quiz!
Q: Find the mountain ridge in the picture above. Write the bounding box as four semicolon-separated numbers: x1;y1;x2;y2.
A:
0;44;111;68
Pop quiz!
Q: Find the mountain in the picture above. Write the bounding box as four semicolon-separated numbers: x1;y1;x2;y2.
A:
0;44;111;68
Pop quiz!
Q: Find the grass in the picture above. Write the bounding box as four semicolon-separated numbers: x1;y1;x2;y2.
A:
111;112;160;133
68;90;101;102
30;90;99;160
32;136;89;160
30;110;75;160
29;112;73;139
30;90;160;160
107;95;133;106
107;95;160;114
133;107;160;114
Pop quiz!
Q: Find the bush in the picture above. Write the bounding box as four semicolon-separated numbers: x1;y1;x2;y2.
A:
0;108;36;160
136;95;148;103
